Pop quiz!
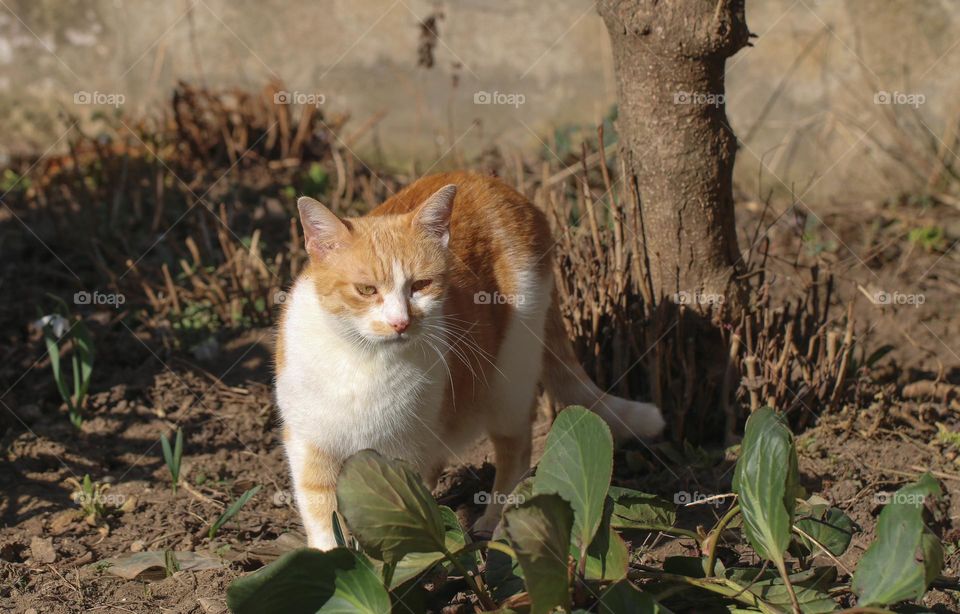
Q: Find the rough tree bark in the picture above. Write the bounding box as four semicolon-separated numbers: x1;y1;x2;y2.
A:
598;0;750;314
596;0;752;441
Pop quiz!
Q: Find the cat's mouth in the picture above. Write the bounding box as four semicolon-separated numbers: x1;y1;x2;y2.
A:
363;330;414;344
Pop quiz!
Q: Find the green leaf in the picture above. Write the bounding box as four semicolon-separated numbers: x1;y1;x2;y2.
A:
726;566;838;613
581;496;628;580
332;512;349;549
662;556;723;578
72;320;95;400
43;327;71;406
486;479;535;601
227;548;390;614
485;535;525;601
389;505;470;588
534;406;614;551
793;496;855;558
160;435;174;476
503;493;573;614
336;450;445;565
852;473;943;606
607;486;676;531
210;485;261;539
173;429;183;473
732;407;799;568
595;581;671;613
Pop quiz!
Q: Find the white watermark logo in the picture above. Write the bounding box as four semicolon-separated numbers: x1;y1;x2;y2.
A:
474;290;526;306
474;491;525;506
272;489;295;506
874;491;926;505
674;491;724;507
274;90;326;108
872;290;925;307
74;91;125;108
473;90;526;108
674;91;725;107
74;290;125;308
874;90;925;108
73;491;128;507
673;290;724;306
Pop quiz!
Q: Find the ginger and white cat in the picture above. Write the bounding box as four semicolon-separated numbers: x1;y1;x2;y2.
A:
276;172;664;550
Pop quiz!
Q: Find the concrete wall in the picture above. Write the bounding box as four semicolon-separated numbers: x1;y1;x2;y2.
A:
2;0;959;202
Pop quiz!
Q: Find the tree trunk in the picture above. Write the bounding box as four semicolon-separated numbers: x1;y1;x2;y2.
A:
598;0;750;315
597;0;752;442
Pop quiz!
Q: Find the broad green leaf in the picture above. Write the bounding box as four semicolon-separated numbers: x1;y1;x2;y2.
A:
580;496;628;580
607;486;676;531
852;474;943;606
595;581;672;613
534;406;614;551
504;493;573;614
227;548;389;614
727;566;837;613
793;496;856;558
336;450;446;565
732;407;799;568
486;479;534;601
389;505;470;587
484;536;525;601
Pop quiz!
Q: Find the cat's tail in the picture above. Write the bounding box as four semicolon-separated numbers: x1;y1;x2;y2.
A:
540;293;665;445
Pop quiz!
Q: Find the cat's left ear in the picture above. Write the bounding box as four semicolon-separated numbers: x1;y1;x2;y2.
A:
412;184;456;248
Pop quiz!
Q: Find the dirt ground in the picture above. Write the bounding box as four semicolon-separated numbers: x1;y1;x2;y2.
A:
2;196;960;613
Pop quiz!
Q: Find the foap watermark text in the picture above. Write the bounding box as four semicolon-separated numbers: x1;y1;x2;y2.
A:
874;90;925;108
474;91;526;108
75;290;126;308
474;491;525;506
872;290;925;307
474;290;525;306
74;91;125;108
274;90;326;107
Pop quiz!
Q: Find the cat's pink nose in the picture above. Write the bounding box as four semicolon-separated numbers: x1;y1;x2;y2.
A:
389;319;410;334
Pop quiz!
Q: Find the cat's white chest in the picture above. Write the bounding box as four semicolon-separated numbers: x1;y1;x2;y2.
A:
276;281;444;461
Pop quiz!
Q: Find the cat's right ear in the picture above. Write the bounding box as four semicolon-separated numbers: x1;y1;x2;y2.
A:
298;197;351;260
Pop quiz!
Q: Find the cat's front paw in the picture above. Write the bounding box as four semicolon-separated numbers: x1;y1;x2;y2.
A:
307;531;340;551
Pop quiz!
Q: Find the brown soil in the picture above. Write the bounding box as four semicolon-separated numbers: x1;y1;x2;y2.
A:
2;198;959;613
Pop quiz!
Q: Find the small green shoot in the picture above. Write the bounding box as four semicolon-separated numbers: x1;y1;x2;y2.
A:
163;549;180;577
161;428;184;494
908;225;946;251
66;474;113;525
40;298;95;428
209;485;262;539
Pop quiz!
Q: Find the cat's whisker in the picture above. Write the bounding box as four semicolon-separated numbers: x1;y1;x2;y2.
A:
423;321;506;381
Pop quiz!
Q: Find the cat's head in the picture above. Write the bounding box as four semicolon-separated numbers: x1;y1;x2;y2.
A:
296;185;455;345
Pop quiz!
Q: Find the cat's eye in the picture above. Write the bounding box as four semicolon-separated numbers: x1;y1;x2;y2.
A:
356;284;377;296
411;279;432;293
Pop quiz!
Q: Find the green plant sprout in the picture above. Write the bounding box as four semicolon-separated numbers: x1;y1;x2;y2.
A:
40;296;94;429
66;474;114;525
209;485;262;539
160;428;184;495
